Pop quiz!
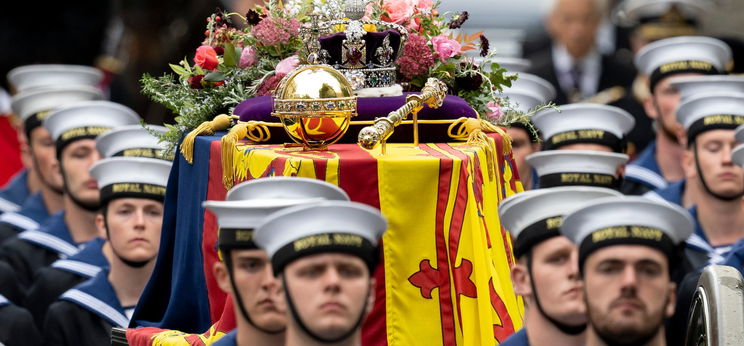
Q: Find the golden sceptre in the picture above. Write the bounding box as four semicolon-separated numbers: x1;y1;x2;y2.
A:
358;78;447;153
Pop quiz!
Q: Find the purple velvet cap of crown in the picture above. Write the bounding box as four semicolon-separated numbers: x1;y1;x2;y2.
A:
319;30;402;67
235;93;477;122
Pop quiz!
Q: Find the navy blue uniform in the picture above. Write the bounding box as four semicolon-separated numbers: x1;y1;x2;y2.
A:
212;330;238;346
0;212;81;291
622;143;674;195
0;294;42;346
0;170;30;214
499;329;529;346
685;206;733;270
644;180;685;207
0;193;52;244
44;269;132;346
25;237;107;328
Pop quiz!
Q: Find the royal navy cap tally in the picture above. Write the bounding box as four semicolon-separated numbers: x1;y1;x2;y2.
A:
532;104;635;151
499;186;622;258
10;86;103;133
89;157;172;205
255;201;387;274
503;73;557;102
736;124;744;143
204;198;323;250
561;196;694;267
96;125;173;161
8;64;103;93
670;75;744;102
226;176;349;202
635;36;731;92
526;150;629;189
676;92;744;143
732;144;744;168
43;100;141;154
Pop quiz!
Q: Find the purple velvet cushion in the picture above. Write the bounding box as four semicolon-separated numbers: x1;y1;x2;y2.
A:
235;92;477;122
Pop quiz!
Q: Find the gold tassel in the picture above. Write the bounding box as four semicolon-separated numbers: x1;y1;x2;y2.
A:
448;118;514;181
220;121;272;190
180;114;233;164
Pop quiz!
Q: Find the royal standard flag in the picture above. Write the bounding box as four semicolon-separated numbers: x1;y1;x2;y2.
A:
128;131;524;345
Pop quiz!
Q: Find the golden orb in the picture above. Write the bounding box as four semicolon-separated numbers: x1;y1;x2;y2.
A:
272;64;358;150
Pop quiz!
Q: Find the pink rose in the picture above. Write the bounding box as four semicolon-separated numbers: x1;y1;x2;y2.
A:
417;0;434;12
431;35;462;62
381;0;415;25
486;101;503;120
275;55;299;75
194;45;219;70
238;46;258;68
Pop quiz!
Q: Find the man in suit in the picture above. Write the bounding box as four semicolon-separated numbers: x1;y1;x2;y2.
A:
527;0;647;154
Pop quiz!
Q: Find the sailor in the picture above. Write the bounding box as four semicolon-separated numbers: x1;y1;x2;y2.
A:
622;36;731;195
498;186;622;346
644;75;744;208
668;93;744;270
532;104;635;153
0;101;139;292
23;125;171;328
0;64;103;218
207;177;350;346
721;140;744;274
254;201;386;346
526;150;628;190
43;157;171;345
561;196;693;346
500;73;555;190
0;86;102;242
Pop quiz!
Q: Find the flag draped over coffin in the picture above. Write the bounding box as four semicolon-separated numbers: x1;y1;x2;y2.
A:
128;132;524;345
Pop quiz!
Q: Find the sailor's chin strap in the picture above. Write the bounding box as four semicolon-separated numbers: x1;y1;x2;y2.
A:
224;253;285;335
694;144;744;202
282;275;368;343
526;252;587;335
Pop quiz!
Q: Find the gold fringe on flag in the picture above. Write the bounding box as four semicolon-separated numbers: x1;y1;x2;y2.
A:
220;121;272;190
448;117;512;181
180;114;234;164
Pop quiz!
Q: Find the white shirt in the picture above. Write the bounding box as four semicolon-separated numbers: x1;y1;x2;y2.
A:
552;44;601;99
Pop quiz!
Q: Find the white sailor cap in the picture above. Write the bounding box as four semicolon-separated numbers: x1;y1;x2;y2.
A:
561;196;694;268
736;124;744;143
676;92;744;143
499;90;542;114
255;201;387;274
498;186;622;258
503;73;556;103
614;0;711;29
733;144;744;168
89;157;172;205
7;64;103;93
670;75;744;102
203;198;323;250
10;86;103;131
204;176;349;250
527;150;629;189
226;176;349;202
635;36;731;92
43;100;141;154
96;125;173;161
532;104;635;151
